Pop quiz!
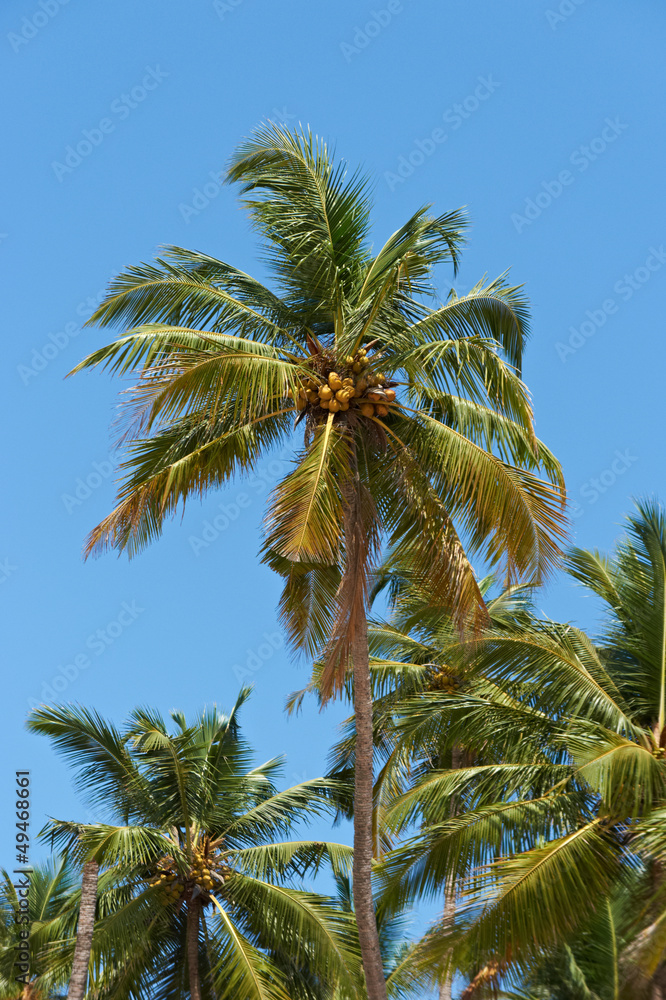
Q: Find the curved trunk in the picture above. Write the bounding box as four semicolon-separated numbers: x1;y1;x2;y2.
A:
187;901;202;1000
352;613;388;1000
341;467;387;1000
67;859;99;1000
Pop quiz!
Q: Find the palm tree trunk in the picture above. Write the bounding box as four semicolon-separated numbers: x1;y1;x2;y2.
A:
67;859;99;1000
438;746;463;1000
187;901;202;1000
342;466;387;1000
351;610;388;1000
438;887;455;1000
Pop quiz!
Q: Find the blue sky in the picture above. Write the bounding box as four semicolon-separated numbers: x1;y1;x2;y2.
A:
1;0;665;929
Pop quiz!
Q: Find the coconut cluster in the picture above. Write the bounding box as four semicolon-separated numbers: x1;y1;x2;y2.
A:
289;347;397;421
147;843;225;908
431;665;461;695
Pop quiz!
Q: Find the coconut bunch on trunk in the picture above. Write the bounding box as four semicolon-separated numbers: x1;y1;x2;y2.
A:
289;344;398;421
145;836;228;908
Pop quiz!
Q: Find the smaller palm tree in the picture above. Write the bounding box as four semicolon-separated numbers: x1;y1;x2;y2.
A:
0;857;77;999
27;690;358;1000
374;500;666;992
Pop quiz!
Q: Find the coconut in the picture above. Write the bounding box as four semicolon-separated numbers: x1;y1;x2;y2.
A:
384;389;396;401
375;404;389;417
328;373;343;391
352;362;362;373
360;402;374;418
318;385;333;400
328;399;341;412
296;396;307;411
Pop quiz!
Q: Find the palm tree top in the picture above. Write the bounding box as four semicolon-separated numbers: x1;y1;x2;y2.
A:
69;124;565;666
27;692;360;1000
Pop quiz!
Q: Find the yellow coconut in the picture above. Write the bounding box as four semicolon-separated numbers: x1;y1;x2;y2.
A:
352;362;362;373
360;402;375;418
318;385;333;400
328;372;343;391
375;404;389;417
384;389;396;401
328;399;341;413
319;399;330;409
339;401;350;411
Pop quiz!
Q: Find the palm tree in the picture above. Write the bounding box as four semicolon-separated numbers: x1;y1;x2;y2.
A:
377;500;666;994
67;859;98;1000
27;691;359;1000
0;858;76;999
487;877;659;999
69;124;566;998
293;568;534;998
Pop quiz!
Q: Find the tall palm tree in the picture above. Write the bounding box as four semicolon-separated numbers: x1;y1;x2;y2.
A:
27;691;358;1000
67;859;98;1000
377;500;666;994
70;124;566;998
293;569;534;998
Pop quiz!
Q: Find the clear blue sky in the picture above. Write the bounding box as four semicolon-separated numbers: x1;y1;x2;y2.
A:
2;0;665;924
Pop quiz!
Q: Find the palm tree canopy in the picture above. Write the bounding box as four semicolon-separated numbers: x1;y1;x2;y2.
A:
369;500;666;988
0;857;79;999
27;691;359;1000
71;123;566;693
